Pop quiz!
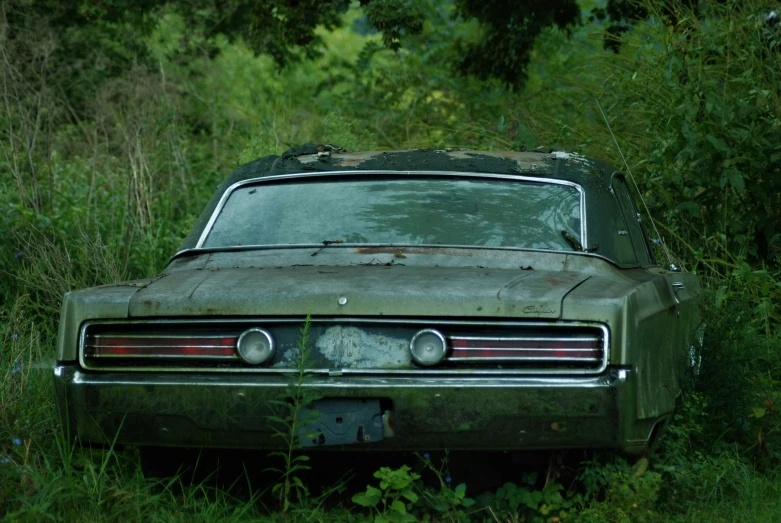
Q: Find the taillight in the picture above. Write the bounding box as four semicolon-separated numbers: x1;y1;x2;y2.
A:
84;335;238;359
236;328;275;365
447;335;602;364
409;329;447;366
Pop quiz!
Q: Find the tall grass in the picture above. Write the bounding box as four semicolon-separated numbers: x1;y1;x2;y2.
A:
2;0;781;520
0;5;507;519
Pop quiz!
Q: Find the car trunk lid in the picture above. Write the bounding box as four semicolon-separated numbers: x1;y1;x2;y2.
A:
127;265;589;319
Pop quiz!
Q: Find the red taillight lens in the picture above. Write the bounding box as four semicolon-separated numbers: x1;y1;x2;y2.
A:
85;335;238;359
448;336;602;363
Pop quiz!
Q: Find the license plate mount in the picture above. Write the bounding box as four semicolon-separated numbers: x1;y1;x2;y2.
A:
298;399;384;447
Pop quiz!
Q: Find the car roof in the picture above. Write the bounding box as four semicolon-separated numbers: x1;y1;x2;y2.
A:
180;145;645;267
231;144;614;184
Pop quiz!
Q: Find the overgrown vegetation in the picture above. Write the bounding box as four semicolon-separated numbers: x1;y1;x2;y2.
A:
2;0;781;520
265;315;323;517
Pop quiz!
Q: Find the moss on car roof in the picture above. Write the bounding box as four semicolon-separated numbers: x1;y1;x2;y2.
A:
229;144;613;183
181;145;624;256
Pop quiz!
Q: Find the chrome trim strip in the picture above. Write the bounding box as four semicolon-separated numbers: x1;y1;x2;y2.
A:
80;317;602;327
171;244;615;263
61;366;614;389
449;336;600;342
79;320;610;376
194;170;588;252
88;354;238;360
90;334;237;340
448;357;601;363
87;344;235;349
448;347;600;352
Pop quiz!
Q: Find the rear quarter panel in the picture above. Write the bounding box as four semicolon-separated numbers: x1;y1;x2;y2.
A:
56;280;154;361
562;268;680;420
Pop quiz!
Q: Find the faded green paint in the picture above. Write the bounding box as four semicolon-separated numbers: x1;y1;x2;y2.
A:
53;148;703;454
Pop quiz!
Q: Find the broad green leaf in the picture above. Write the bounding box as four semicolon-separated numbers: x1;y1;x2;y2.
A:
519;490;538;510
401;489;418;503
706;134;730;154
726;168;745;192
544;490;563;505
352;486;381;507
391;500;407;514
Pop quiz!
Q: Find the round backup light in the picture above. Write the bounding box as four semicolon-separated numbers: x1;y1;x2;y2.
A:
410;329;447;367
236;328;275;365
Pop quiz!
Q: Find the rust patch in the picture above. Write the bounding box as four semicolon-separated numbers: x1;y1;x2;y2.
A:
443;150;550;171
331;151;387;167
295;149;554;172
356;246;483;257
298;151;386;167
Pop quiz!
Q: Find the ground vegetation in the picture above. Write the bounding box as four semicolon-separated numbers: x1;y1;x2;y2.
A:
2;0;781;520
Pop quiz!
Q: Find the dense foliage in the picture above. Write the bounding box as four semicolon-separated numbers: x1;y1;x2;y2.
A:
2;0;781;520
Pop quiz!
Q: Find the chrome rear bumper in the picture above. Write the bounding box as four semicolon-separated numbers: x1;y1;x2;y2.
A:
54;365;651;452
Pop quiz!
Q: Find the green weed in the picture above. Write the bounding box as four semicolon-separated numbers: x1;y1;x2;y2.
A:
265;315;324;517
2;0;781;520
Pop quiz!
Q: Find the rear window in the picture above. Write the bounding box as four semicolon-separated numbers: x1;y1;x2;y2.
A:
202;177;583;251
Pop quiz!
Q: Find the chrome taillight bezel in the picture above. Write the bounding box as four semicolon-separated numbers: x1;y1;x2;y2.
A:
236;328;275;365
409;329;448;367
78;318;610;375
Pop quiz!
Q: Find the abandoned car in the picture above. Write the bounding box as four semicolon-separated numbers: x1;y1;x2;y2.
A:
54;146;701;454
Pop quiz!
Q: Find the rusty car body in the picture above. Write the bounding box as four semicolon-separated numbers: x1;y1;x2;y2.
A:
53;146;701;454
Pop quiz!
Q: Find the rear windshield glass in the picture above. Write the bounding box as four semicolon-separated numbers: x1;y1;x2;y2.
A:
202;177;582;251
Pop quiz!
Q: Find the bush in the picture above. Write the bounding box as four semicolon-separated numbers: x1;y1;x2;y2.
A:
518;0;781;265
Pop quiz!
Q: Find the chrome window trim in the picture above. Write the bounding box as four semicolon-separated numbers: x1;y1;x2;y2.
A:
194;170;588;253
171;243;608;263
79;319;609;376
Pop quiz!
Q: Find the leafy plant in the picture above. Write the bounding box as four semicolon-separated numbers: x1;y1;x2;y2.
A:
352;465;421;522
352;455;475;522
415;452;475;520
264;315;322;516
575;457;662;522
491;481;576;522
